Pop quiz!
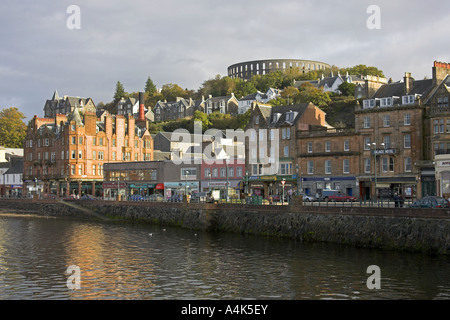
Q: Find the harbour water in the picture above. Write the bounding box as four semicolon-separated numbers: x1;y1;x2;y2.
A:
0;212;449;300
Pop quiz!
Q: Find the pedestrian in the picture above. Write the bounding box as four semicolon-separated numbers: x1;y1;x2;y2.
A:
399;194;404;208
393;193;399;208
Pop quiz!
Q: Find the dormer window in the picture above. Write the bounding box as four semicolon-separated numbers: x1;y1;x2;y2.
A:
286;111;295;122
402;95;415;105
438;96;449;107
272;113;281;123
380;97;393;107
363;99;375;109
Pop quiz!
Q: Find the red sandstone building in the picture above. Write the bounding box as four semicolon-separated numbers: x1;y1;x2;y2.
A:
23;94;154;198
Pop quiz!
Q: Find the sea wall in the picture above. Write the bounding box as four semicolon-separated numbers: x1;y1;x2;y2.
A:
1;199;449;255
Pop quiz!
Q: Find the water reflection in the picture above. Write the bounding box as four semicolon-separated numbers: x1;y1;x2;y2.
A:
0;213;449;300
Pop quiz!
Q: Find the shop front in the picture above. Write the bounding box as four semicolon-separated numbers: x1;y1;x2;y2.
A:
164;181;199;200
302;176;358;199
102;182;127;200
247;175;298;198
201;180;242;199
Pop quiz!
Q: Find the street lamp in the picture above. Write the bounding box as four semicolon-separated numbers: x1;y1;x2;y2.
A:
225;159;229;202
208;171;212;194
185;170;189;199
369;142;385;205
295;164;299;195
282;178;286;205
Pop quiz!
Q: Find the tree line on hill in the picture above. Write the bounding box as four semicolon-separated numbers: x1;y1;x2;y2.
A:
0;64;383;148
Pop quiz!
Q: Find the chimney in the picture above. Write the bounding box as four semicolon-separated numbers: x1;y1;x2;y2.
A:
404;72;413;94
432;61;450;87
138;92;145;121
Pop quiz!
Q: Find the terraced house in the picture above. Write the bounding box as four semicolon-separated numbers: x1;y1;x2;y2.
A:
23;108;154;198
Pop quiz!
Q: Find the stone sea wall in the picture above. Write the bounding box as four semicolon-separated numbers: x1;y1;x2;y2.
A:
1;199;449;255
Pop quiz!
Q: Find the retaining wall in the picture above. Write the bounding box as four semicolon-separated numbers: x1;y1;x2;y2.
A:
1;199;449;255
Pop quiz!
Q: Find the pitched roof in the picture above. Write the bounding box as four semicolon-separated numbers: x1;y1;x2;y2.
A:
372;79;433;99
269;104;310;127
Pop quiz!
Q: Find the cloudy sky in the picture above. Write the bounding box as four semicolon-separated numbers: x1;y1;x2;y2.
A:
1;0;449;121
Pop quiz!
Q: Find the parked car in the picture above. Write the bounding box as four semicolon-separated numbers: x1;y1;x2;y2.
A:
168;194;182;202
408;196;450;208
81;194;98;200
149;193;164;202
326;192;357;202
300;193;315;202
129;194;145;201
63;195;76;201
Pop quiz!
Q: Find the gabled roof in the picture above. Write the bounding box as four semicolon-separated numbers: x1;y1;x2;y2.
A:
269;104;310;127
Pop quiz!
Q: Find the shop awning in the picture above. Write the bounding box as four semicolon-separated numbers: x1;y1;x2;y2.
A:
155;183;164;190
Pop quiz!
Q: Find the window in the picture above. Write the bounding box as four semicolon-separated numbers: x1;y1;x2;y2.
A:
93;137;96;146
325;160;332;174
228;167;234;177
343;159;350;174
212;168;218;178
307;142;313;153
78;165;83;175
61;151;64;160
364;158;371;173
380;97;393;107
92;165;96;176
112;139;116;147
71;124;76;131
438;96;449;107
98;151;104;160
284;146;289;157
307;161;314;174
99;138;103;146
135;140;138;148
255;115;259;124
280;163;291;175
220;167;226;177
344;140;350;152
236;167;243;177
78;151;82;159
402;95;415;105
404;157;412;172
282;128;286;139
44;138;49;146
112;151;116;161
93;151;96;160
404;134;411;148
440;119;445;133
205;168;211;177
404;113;411;126
363;99;375;109
383;136;391;149
364;137;371;150
72;137;76;145
71;165;76;175
382;157;394;172
434;120;439;134
286;128;290;139
71;150;76;159
325;141;331;152
79;137;83;145
363;116;371;128
383;115;390;127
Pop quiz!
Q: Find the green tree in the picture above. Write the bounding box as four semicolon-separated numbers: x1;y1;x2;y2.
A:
297;83;331;107
113;81;127;102
237;109;252;129
341;64;385;77
234;80;257;99
145;76;157;96
193;111;212;132
338;82;357;96
161;83;188;102
0;107;27;148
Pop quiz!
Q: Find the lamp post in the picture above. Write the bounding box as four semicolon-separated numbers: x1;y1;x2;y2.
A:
295;164;299;195
208;171;212;194
281;178;286;205
225;159;229;203
369;142;385;205
185;170;189;198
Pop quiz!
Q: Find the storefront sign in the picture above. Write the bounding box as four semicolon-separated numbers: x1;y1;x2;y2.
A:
102;182;127;189
439;161;450;166
372;148;396;155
